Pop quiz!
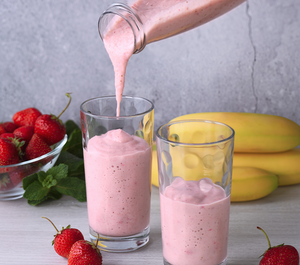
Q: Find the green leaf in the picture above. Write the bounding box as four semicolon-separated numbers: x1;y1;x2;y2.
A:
22;173;39;190
62;129;83;158
55;151;85;180
65;120;80;137
27;197;48;206
46;164;69;181
56;177;86;202
23;181;50;201
55;151;83;171
46;187;63;200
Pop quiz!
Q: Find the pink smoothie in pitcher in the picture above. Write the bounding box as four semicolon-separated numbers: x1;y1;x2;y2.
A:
83;129;152;237
160;177;230;265
102;0;245;115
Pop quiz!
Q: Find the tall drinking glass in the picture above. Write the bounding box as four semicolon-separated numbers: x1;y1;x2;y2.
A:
156;119;234;265
80;95;154;252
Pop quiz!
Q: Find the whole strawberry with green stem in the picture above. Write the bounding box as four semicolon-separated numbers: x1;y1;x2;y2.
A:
258;226;299;265
68;234;103;265
35;93;71;146
42;216;84;259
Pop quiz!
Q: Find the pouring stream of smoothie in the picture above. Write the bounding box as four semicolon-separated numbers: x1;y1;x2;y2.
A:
102;0;245;116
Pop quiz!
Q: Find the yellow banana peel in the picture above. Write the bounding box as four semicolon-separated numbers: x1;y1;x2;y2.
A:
151;147;278;202
151;146;159;187
278;172;300;186
171;112;300;153
231;167;278;202
233;148;300;186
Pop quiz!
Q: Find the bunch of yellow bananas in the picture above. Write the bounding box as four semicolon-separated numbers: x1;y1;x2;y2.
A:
151;112;300;202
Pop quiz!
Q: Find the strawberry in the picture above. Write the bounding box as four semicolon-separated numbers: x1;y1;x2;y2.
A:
0;138;20;166
24;134;52;160
34;114;66;146
0;133;16;140
9;168;28;187
34;93;71;146
258;226;299;265
0;174;14;191
12;107;42;127
68;239;103;265
0;125;7;135
42;217;84;259
1;122;19;133
13;126;35;146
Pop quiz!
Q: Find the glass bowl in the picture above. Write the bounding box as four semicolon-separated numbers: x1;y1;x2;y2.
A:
0;134;67;201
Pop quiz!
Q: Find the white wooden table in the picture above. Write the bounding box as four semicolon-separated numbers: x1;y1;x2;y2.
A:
1;184;300;265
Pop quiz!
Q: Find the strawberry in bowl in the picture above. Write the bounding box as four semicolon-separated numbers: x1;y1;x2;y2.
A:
0;94;71;200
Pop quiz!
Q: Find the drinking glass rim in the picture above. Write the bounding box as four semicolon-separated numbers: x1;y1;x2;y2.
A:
155;119;235;146
80;95;154;119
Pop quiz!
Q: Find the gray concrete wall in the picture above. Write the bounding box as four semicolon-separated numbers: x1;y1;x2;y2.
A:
1;0;299;132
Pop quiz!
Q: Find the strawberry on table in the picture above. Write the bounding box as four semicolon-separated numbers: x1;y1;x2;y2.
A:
258;226;299;265
24;134;52;160
12;107;42;127
1;122;19;133
42;217;84;259
68;239;103;265
34;93;71;146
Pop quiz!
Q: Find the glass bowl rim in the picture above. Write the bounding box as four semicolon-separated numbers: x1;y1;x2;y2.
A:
0;134;68;168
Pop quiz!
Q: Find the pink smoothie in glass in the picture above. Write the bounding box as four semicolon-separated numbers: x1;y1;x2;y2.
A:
84;129;152;237
102;0;245;115
160;177;230;265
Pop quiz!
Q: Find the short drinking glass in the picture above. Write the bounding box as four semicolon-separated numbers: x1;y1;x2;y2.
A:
156;119;235;265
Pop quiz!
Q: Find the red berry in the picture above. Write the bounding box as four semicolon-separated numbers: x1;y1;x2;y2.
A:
1;122;19;133
13;125;35;146
0;174;14;191
0;133;16;141
0;125;7;135
258;227;299;265
8;168;27;187
68;240;103;265
35;114;66;146
24;134;52;160
34;93;71;146
12;107;42;127
0;138;20;166
43;217;84;259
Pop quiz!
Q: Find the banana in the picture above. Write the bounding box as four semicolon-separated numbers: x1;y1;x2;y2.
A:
151;147;278;202
171;112;300;153
231;167;278;202
233;148;300;186
278;173;300;186
151;146;159;187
